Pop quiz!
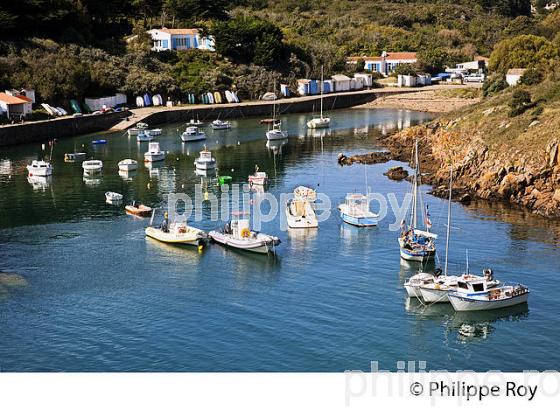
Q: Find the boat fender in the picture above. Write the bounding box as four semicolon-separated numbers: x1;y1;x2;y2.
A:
241;228;251;238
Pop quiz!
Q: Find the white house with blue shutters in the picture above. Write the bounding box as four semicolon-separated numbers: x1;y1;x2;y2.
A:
347;51;417;76
148;28;215;52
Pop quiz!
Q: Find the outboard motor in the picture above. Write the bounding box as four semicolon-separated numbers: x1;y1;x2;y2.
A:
483;268;494;281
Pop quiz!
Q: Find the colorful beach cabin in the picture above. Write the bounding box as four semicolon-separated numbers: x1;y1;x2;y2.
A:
148;28;215;52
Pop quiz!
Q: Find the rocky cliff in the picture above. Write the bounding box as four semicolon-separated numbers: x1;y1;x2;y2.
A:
382;83;560;218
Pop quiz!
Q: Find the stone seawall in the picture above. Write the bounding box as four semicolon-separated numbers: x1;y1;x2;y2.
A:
0;89;396;147
0;111;128;147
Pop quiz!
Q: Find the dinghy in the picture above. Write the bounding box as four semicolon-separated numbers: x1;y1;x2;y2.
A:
105;191;123;203
64;152;86;162
27;160;53;177
144;142;165;163
125;202;152;217
118;159;138;172
211;119;231;130
82;160;103;174
145;211;207;247
209;212;280;254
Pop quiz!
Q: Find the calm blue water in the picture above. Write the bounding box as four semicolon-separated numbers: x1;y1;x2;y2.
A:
0;108;559;372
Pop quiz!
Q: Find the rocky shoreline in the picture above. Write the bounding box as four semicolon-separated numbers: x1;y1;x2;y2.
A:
380;120;560;218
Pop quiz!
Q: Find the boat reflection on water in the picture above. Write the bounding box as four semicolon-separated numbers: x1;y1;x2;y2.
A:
287;226;318;250
339;223;373;251
83;174;102;186
399;257;436;280
119;169;137;181
27;175;52;191
405;297;529;342
266;139;288;154
144;235;204;266
145;160;165;178
195;168;216;178
306;128;331;139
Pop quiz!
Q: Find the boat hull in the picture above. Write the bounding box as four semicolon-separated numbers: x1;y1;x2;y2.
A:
27;166;52;177
195;161;216;170
339;211;377;227
419;287;450;303
145;226;204;246
118;163;138;172
399;246;436;262
266;130;288;140
144;153;165;162
307;118;331;129
449;292;529;311
181;133;206;142
209;231;279;254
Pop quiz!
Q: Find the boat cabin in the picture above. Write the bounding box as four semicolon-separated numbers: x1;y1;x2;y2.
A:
148;142;161;153
225;212;253;240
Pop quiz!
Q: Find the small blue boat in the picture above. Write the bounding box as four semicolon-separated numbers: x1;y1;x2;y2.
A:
338;193;378;227
92;139;107;145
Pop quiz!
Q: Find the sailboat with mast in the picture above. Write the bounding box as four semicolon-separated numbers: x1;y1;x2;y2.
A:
266;83;288;141
307;66;331;129
398;139;437;261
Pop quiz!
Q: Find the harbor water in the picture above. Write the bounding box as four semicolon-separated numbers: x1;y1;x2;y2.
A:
1;108;559;371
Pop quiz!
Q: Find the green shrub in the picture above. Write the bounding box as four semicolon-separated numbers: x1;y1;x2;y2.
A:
519;68;544;85
508;89;533;116
482;74;508;97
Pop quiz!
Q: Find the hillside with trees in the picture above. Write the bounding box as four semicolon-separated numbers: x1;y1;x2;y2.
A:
1;0;559;108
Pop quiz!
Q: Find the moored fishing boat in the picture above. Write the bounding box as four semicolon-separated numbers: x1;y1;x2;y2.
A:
209;211;280;254
286;198;318;229
211;119;231;130
419;270;501;303
144;142;165;162
181;126;206;142
148;128;162;136
338;193;378;227
448;279;529;311
26;160;53;177
194;147;216;170
118;159;138;172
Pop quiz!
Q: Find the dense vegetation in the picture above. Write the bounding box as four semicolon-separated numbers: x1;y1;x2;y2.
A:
2;0;560;108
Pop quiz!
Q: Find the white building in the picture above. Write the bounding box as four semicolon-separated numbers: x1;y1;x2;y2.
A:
347;51;417;76
506;68;527;86
148;28;215;52
0;92;33;118
331;74;351;92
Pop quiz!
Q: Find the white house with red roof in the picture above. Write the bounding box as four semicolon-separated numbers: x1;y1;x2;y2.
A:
0;92;33;119
148;28;215;52
347;51;418;76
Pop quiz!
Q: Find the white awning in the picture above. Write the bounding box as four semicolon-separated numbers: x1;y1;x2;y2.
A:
414;229;438;239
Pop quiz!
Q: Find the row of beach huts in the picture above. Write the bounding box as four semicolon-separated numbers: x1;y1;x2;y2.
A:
288;73;374;97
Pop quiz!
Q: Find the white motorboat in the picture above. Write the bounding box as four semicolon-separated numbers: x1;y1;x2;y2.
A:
118;159;138;172
209;212;280;254
338;193;378;227
399;139;436;261
419;270;501;303
128;122;149;136
188;117;204;126
286;198;318;229
27;175;52;190
137;130;154;142
26;160;53;177
266;120;288;140
181;126;206;142
211;119;231;130
148;128;162;136
194;148;216;170
105;191;123;203
82;159;103;174
145;211;207;247
448;278;529;311
137;122;149;129
144;142;165;163
294;186;317;202
404;271;439;298
307;65;331;129
64;152;86;162
248;165;267;185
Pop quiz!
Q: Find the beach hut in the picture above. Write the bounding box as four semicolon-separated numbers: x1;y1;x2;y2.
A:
280;84;291;97
297;79;310;96
331;74;351;92
309;80;318;95
354;73;373;88
322;80;333;94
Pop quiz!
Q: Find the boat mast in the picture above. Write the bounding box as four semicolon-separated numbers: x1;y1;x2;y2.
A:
412;139;419;229
320;65;324;120
444;163;453;276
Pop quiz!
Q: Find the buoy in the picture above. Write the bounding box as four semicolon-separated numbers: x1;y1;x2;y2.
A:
41;144;46;150
181;184;185;189
147;183;151;189
176;158;179;161
204;192;209;201
237;141;240;145
231;168;234;172
198;244;203;252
